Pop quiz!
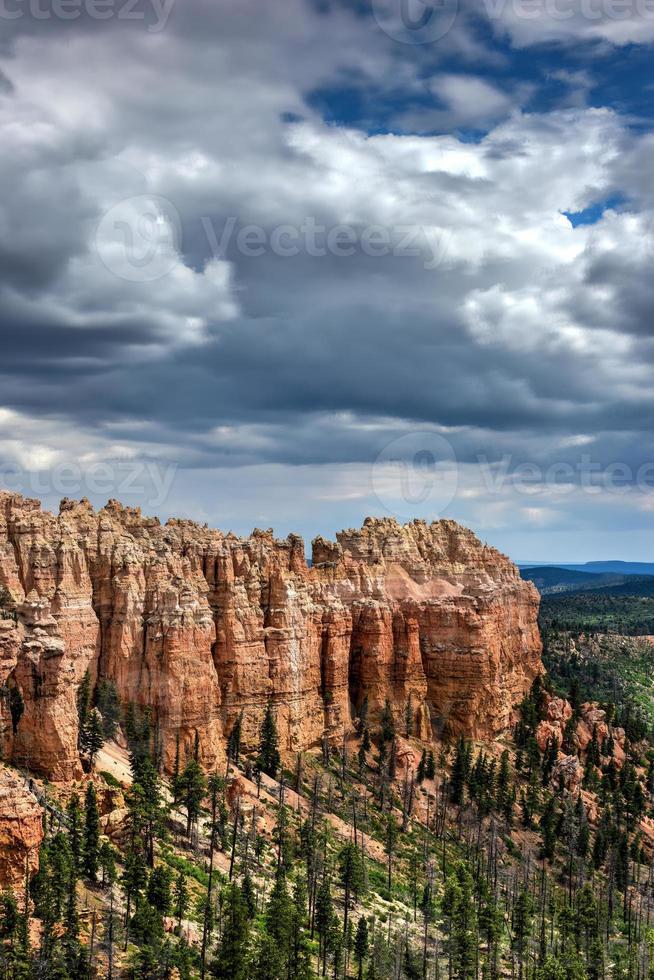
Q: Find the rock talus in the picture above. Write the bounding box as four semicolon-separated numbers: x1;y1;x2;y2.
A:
0;494;542;780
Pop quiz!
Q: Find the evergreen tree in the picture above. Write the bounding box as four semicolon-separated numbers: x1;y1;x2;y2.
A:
290;874;313;979
315;876;334;977
173;871;189;933
380;699;395;745
385;814;398;893
66;794;82;876
357;696;369;735
122;846;147;930
76;671;91;740
338;841;363;936
83;782;100;882
171;731;182;805
146;865;172;915
8;687;24;736
358;736;368;776
425;750;436;781
241;871;256;919
63;872;85;977
178;758;207;837
95;680;121;741
256;702;281;779
227;711;244;766
442;862;477;980
539;795;558;862
263;871;295;974
99;841;117;888
512;887;534;980
80;708;105;767
211;883;250;979
450;737;467;805
405;695;414;737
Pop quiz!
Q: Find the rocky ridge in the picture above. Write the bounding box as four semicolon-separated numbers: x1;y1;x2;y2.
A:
0;493;542;781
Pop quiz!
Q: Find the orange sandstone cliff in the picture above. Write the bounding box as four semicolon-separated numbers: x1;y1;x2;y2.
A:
0;494;542;781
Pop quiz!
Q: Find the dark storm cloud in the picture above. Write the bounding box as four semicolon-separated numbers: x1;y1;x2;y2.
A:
0;0;653;563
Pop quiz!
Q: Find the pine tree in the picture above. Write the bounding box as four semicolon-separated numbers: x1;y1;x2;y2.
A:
211;884;250;979
67;794;82;876
417;750;426;785
99;841;116;889
63;872;85;976
442;863;477;980
81;709;105;767
385;814;398;893
405;694;414;737
479;890;503;980
315;876;334;977
358;737;367;776
8;686;24;736
380;699;395;745
76;671;91;740
122;845;147;937
354;916;369;980
539;795;557;862
241;871;256;919
450;738;467;805
171;731;182;805
358;696;369;735
388;737;397;782
264;871;295;973
256;702;280;779
178;758;207;837
141;757;168;866
512;887;534;980
227;711;244;766
420;883;435;979
425;750;435;781
95;680;121;741
83;783;100;882
146;865;172;915
173;871;189;934
339;841;363;936
290;873;313;979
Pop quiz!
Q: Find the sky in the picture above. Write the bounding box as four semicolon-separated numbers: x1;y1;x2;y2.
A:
1;0;654;562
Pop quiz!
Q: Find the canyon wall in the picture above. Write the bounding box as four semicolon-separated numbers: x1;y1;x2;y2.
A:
0;493;542;781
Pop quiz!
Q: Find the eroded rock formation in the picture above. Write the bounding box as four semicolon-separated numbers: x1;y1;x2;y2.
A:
0;494;542;780
0;767;43;894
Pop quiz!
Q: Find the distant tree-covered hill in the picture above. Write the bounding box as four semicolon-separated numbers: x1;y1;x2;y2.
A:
540;591;654;635
520;566;624;594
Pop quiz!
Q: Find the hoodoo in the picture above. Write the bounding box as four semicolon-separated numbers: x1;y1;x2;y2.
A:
0;494;542;781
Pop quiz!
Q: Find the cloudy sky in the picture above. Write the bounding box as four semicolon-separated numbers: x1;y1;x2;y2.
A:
1;0;654;560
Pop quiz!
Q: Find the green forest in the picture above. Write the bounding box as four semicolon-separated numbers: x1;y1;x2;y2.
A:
3;663;654;979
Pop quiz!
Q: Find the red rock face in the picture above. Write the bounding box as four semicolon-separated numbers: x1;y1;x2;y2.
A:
0;767;43;895
0;495;542;780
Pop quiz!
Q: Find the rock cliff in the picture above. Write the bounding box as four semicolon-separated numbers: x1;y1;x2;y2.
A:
0;494;542;780
0;767;43;894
